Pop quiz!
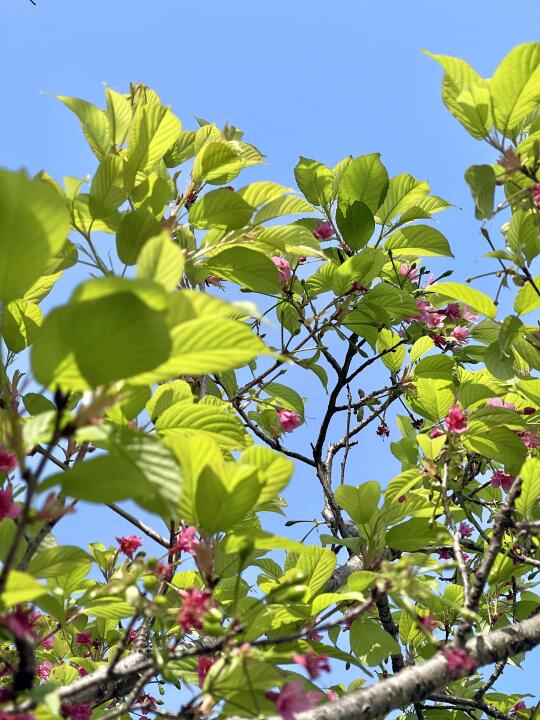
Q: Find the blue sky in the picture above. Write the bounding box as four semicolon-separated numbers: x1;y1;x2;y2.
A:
1;0;538;704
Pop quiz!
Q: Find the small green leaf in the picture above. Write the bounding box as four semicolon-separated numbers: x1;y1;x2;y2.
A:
335;201;374;250
338;154;389;213
205;247;281;295
335;482;381;525
387;518;450;551
516;458;540;517
28;547;92;579
428;282;497;318
1;571;47;608
515;277;540;315
350;618;400;666
464;165;496;220
192;142;243;185
386;224;453;257
189;188;254;229
136;231;185;291
491;43;540;136
57;96;111;158
116;208;162;265
294;157;333;206
126;102;181;177
3;300;43;353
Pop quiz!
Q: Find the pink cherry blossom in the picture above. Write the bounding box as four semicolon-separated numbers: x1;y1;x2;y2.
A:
2;610;37;640
36;661;53;681
61;704;92;720
171;526;199;556
438;550;452;560
532;182;540;208
306;630;323;642
196;656;215;686
376;423;390;437
444;303;461;320
415;299;445;329
271;256;292;282
399;263;420;283
40;634;55;650
511;701;527;715
266;681;323;720
444;403;468;434
153;562;174;581
443;646;478;677
487;397;516;411
277;408;302;432
491;471;515;492
312;221;334;240
450;326;470;345
461;306;479;323
177;588;213;633
0;447;18;474
293;650;330;679
458;522;473;538
517;430;540;448
462;552;470;563
116;535;142;558
0;485;20;521
137;693;157;715
430;426;445;438
76;631;92;646
419;615;438;630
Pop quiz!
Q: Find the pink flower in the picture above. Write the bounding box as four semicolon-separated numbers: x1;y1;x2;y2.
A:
399;263;420;283
2;610;37;640
376;423;390;437
327;690;339;701
521;407;536;415
517;430;540;448
306;630;323;642
127;629;139;644
61;705;92;720
462;552;470;563
277;408;302;432
266;681;323;720
430;426;445;439
450;326;470;345
444;303;461;320
137;693;157;715
77;666;87;678
487;397;516;411
0;447;18;474
313;221;335;240
419;615;438;631
511;701;527;715
153;562;174;581
349;281;368;293
443;647;478;677
76;631;92;647
177;588;213;633
415;299;445;329
36;661;53;681
271;256;292;282
0;485;20;521
461;306;479;323
398;495;407;503
431;333;447;349
444;403;468;434
438;550;452;560
532;182;540;208
293;651;330;680
196;656;215;686
116;535;142;558
491;471;515;492
40;634;55;650
459;522;473;538
171;526;199;556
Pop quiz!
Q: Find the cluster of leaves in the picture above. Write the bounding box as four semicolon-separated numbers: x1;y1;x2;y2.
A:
0;44;539;720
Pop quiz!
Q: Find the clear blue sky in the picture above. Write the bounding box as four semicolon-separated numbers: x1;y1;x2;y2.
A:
1;0;538;703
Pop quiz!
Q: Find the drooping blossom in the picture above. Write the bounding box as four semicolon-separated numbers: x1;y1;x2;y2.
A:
171;526;199;556
306;630;323;642
438;550;452;560
293;650;330;680
61;705;92;720
137;693;157;715
459;522;473;539
450;326;470;345
462;552;470;563
412;418;424;430
277;408;302;432
2;610;37;640
398;495;407;504
487;397;516;411
127;629;139;644
498;148;522;172
419;615;439;631
0;447;18;474
442;646;478;677
431;333;447;349
76;631;92;647
517;430;540;448
444;303;461;320
116;535;143;559
399;263;420;283
0;486;20;521
177;588;213;633
461;306;479;323
313;221;335;240
521;406;536;415
153;562;174;581
511;701;527;715
196;656;215;686
349;281;368;293
40;634;55;650
491;471;515;492
414;299;445;329
266;681;323;720
271;256;292;282
430;426;445;439
77;666;87;678
532;182;540;208
376;423;390;437
36;661;53;681
444;403;468;434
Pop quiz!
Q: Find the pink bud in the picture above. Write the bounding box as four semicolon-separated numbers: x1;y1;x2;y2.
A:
277;408;302;432
271;256;292;282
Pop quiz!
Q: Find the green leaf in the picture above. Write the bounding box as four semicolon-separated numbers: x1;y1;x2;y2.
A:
427;282;497;318
164;130;196;167
294;157;333;205
156;401;248;450
331;248;386;296
376;173;431;225
491;43;540;136
240;446;293;505
252;195;315;225
463;427;527;473
0;170;70;302
105;87;132;146
28;547;92;579
205;247;281;295
410;336;434;362
515;277;540;315
507;211;540;264
338;153;389;213
146;380;192;420
192;142;243;184
516;458;540;517
406;378;454;420
464;165;496;220
3;300;43;353
189;188;254;229
57;96;111;158
195;464;261;534
262;382;305;418
424;51;492;139
377;329;406;372
387;518;450;551
295;546;337;599
89;153;130;218
116;208;162;265
335;482;381;525
386;224;453;257
484;342;516;381
335;201;374;250
1;570;47;608
126;102;181;177
82;598;134;619
350;618;400;666
136;231;185;291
